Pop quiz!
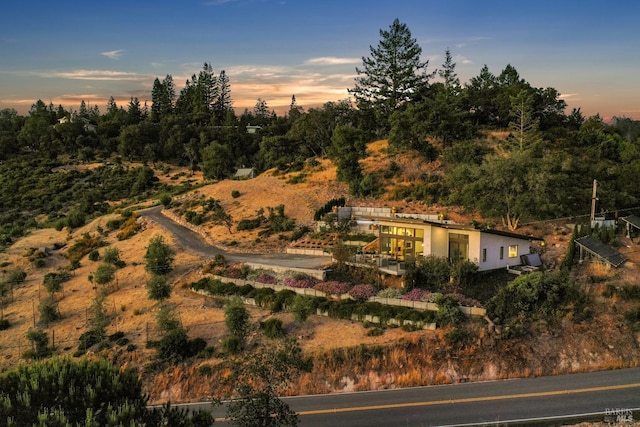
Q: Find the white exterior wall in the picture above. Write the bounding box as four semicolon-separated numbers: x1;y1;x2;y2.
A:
430;227;449;258
467;231;482;266
478;233;531;271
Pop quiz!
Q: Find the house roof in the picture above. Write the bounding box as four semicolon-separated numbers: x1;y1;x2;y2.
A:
574;235;628;267
620;214;640;230
234;168;254;178
375;216;541;242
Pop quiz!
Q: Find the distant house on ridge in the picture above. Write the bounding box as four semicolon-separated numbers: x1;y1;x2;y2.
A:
234;168;255;179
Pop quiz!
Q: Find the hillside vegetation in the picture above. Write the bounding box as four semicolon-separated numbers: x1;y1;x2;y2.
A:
2;18;640;414
1;146;640;404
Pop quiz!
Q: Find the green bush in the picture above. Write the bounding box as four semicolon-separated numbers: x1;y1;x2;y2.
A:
222;335;243;354
0;319;10;330
88;249;100;261
270;289;297;312
366;327;384;336
231;190;241;198
237;218;262;231
619;285;640;300
260;318;286;338
156;328;191;362
78;329;104;351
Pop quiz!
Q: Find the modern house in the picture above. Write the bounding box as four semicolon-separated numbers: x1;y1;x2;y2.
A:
375;217;541;273
335;207;542;275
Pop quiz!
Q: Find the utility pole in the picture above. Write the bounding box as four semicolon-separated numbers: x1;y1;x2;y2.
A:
590;179;598;226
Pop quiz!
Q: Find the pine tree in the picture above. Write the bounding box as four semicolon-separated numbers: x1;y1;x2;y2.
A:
350;18;434;129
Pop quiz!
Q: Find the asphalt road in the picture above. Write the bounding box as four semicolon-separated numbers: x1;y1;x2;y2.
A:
178;367;640;426
140;206;330;270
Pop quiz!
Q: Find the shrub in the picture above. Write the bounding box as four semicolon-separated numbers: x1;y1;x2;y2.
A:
88;249;100;261
159;192;172;208
78;329;104;351
402;288;427;301
25;329;51;359
38;297;61;324
283;276;317;289
116;215;141;240
619;285;640;300
348;284;377;302
313;281;352;296
435;295;465;327
255;273;277;285
0;319;10;330
222;335;243;354
185;210;203;225
444;328;469;345
260;318;286;338
7;267;27;284
237;218;262;231
102;247;122;265
271;289;297;312
43;271;70;294
366;327;385;336
156;328;191;362
378;287;404;299
448;293;482;308
147;274;172;301
291;295;314;323
231;190;241;198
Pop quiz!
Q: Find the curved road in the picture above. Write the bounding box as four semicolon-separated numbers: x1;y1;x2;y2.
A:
141;206;330;270
180;367;640;426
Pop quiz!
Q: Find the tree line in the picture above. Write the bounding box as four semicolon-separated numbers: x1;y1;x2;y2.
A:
1;19;639;232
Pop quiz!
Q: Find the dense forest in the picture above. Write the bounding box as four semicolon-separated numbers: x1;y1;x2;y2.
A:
1;19;640;247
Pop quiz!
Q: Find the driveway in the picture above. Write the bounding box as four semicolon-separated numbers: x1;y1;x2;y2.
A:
140;206;330;270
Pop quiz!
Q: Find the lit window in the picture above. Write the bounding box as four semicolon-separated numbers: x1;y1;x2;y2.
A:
508;245;518;258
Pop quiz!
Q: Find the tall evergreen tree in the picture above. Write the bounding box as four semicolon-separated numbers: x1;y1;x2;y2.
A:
214;69;232;124
150;74;175;122
464;64;499;126
350;18;434;130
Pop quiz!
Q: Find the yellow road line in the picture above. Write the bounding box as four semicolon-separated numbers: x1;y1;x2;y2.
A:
295;382;640;416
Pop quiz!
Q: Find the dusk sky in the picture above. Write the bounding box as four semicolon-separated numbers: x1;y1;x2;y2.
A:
1;0;639;120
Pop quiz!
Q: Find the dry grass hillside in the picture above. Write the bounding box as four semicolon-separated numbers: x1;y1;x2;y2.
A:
1;139;640;404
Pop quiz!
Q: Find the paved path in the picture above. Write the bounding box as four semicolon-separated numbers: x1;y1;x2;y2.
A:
141;206;331;270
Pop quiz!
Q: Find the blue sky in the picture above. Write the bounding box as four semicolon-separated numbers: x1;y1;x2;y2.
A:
1;0;639;120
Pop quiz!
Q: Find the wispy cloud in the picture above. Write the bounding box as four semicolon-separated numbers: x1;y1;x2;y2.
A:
305;57;361;66
33;69;152;81
101;49;125;59
455;54;473;65
559;93;579;100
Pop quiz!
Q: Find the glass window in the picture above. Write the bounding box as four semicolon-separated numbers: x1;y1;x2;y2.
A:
415;228;424;238
500;246;504;260
509;245;518;258
482;248;487;262
381;225;390;233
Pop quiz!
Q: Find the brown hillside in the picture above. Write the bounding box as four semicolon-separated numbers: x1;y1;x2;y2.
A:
1;140;639;406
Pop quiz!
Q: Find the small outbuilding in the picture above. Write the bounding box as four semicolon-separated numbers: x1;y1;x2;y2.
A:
234;168;255;180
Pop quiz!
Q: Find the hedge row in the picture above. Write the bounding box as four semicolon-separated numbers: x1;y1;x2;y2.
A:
191;278;436;325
